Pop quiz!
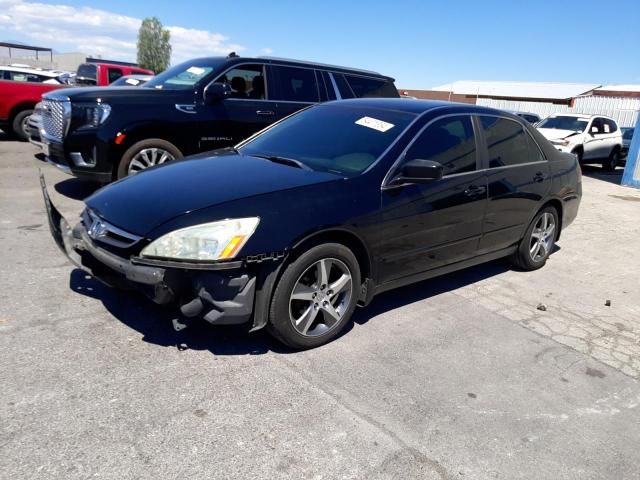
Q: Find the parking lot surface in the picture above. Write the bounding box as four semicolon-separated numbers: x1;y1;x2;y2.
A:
1;135;640;479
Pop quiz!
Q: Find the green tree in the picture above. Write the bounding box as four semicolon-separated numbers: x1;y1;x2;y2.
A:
136;17;171;73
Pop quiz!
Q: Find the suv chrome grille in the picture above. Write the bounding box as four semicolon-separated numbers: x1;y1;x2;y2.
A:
82;209;142;249
41;98;70;141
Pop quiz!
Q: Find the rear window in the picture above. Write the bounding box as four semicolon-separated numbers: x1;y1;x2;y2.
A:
344;75;398;98
76;64;97;85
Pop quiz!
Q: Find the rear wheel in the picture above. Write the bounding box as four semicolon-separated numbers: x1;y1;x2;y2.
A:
603;148;620;171
267;243;361;349
11;110;33;141
510;206;558;271
116;139;182;179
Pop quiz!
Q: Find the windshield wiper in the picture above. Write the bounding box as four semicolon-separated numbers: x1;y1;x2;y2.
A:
251;154;312;171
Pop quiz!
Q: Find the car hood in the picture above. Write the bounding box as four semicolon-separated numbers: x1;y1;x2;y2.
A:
537;128;581;140
44;85;187;103
85;152;342;236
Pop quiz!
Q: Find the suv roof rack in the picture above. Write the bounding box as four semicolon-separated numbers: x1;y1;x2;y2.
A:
257;56;382;76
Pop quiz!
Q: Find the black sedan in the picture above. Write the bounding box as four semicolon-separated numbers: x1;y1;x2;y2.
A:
43;99;582;349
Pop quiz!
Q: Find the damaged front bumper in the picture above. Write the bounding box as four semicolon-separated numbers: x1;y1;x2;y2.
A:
40;174;281;329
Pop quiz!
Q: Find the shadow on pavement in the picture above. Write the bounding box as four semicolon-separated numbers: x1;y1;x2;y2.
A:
69;257;518;354
581;164;623;186
54;178;103;200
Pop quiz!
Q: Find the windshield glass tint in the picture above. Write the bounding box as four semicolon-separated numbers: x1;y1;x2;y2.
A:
239;104;415;176
538;116;588;132
144;59;223;90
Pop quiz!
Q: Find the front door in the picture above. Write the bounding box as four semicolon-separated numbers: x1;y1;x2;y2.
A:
476;115;551;253
198;63;275;151
373;114;487;284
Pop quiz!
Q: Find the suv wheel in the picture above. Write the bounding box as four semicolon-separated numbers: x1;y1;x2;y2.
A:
268;243;361;349
12;110;33;141
117;139;182;179
603;149;620;172
510;206;558;271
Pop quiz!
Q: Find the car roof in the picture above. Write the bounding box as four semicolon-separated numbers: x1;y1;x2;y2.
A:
187;55;395;81
548;113;615;121
323;98;521;117
0;65;60;77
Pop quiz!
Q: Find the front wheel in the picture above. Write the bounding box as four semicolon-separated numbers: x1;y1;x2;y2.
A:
268;243;361;349
603;149;620;172
116;139;182;179
510;206;558;271
12;110;33;141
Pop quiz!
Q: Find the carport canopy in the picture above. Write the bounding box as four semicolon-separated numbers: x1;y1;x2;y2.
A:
0;42;53;62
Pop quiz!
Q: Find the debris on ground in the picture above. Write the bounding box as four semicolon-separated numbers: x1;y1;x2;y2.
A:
537;303;547;312
605;300;612;307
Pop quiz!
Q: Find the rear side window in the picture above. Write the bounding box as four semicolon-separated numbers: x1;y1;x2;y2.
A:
480;116;541;167
603;119;618;133
332;73;354;99
404;115;477;176
269;66;319;103
344;75;398;98
108;68;123;84
317;71;337;102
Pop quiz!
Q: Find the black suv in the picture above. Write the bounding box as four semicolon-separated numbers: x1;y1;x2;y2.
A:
40;54;398;182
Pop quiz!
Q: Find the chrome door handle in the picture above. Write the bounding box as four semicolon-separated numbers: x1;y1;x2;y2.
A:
533;172;546;182
256;110;275;116
464;185;487;198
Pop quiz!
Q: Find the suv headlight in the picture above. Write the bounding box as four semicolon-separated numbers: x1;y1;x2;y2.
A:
550;138;570;146
141;217;260;261
75;103;111;128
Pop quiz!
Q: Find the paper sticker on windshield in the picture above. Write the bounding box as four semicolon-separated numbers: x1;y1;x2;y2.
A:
355;116;395;132
187;66;205;75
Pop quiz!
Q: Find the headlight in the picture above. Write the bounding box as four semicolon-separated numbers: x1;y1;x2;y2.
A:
140;217;260;261
550;139;570;146
75;103;111;128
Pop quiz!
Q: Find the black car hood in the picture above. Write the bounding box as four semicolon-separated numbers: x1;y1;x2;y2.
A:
44;86;187;103
85;153;342;236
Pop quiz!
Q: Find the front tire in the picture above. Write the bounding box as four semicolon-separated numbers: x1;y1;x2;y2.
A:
510;206;558;271
12;110;33;141
603;148;620;171
116;139;182;179
268;243;361;350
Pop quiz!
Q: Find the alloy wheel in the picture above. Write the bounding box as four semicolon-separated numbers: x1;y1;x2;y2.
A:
128;147;175;175
529;212;555;262
289;258;353;337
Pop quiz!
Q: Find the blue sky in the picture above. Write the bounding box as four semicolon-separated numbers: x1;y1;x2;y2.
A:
1;0;639;88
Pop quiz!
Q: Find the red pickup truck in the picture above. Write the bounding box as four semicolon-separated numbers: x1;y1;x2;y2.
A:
0;80;65;140
75;62;154;86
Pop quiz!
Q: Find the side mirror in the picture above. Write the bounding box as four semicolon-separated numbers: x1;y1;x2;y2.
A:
590;126;600;135
204;83;232;104
389;159;444;186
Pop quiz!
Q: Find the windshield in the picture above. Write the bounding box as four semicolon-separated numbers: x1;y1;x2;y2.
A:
239;104;415;176
623;129;634;140
144;58;225;90
538;116;588;132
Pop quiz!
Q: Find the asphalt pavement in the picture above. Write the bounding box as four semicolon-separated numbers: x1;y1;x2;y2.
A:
1;133;639;479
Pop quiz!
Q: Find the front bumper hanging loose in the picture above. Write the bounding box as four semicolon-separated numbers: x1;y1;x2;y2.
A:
39;173;261;327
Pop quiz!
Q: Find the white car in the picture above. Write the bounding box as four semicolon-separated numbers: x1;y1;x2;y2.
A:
537;114;623;171
0;65;69;85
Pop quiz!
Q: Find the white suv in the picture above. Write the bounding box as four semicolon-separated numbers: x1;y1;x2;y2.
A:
537;114;623;171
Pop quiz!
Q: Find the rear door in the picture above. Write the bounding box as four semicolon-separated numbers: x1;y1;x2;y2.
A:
376;114;487;283
476;115;551;253
267;64;320;120
583;118;604;159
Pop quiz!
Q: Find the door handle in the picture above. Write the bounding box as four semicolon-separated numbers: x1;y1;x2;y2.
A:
533;172;546;183
464;185;486;198
256;110;275;116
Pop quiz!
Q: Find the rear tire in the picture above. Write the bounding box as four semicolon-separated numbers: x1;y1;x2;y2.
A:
116;139;182;179
510;206;558;271
12;110;32;141
267;243;361;350
603;148;620;172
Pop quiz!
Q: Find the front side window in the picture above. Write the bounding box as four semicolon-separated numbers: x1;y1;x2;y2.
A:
269;66;319;103
404;115;477;176
538;116;588;132
481;117;539;167
108;68;123;84
344;74;398;98
239;104;415;176
590;118;604;134
213;64;265;99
